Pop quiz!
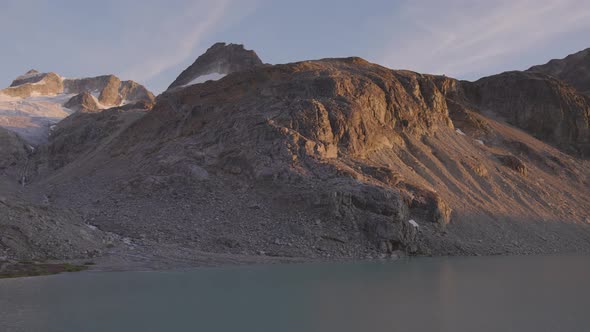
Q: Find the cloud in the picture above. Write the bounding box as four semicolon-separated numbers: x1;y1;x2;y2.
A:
0;0;258;92
377;0;590;78
121;0;232;83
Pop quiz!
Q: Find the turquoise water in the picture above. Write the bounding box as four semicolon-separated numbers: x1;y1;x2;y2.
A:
1;255;589;332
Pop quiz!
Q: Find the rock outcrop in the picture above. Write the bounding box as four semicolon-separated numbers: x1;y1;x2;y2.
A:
528;48;590;96
119;80;155;104
63;92;100;112
64;75;155;106
167;42;263;89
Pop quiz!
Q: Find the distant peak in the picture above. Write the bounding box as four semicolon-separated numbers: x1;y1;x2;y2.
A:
167;42;263;89
15;69;44;81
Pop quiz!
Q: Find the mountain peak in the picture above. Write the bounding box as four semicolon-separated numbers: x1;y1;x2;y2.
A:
24;69;39;75
167;42;263;90
10;70;55;87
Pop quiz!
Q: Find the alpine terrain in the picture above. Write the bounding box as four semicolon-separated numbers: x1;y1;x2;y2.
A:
1;43;589;270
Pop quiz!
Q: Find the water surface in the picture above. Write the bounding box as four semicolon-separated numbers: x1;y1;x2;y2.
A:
1;255;589;332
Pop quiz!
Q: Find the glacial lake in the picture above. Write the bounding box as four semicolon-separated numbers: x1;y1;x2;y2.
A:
1;255;589;332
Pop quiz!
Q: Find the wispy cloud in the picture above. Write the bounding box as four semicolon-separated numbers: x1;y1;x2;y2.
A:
377;0;590;78
0;0;259;93
121;0;232;83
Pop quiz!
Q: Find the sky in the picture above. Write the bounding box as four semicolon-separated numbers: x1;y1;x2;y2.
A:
1;0;589;93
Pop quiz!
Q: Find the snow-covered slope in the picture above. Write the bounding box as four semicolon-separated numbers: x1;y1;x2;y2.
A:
0;70;155;145
0;92;75;145
183;72;226;86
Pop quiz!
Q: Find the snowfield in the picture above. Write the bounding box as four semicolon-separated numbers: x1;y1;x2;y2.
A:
183;72;226;87
0;92;75;145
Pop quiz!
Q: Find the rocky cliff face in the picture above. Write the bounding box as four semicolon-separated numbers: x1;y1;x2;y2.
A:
460;71;590;157
527;48;590;96
167;42;263;89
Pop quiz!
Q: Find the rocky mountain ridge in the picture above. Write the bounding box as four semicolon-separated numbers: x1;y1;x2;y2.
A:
1;44;589;267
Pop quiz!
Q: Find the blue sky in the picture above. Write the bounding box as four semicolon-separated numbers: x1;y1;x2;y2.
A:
1;0;589;93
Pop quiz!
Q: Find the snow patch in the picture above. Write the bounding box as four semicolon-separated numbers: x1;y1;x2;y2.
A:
475;139;484;145
184;72;226;87
455;128;466;136
408;219;419;228
0;93;76;144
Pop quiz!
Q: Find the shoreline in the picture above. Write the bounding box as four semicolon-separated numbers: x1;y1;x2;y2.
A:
4;249;590;279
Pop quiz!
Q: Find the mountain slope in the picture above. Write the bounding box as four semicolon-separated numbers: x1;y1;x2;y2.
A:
527;48;590;96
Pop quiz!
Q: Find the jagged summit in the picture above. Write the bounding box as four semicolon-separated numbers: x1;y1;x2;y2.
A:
167;42;263;90
11;69;43;86
527;47;590;96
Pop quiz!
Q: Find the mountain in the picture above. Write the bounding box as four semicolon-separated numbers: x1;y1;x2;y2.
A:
167;42;263;90
461;71;590;157
0;71;155;144
527;48;590;96
1;44;590;266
